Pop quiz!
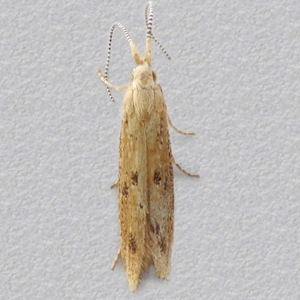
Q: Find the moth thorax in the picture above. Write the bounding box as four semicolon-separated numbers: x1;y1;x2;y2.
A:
132;62;156;89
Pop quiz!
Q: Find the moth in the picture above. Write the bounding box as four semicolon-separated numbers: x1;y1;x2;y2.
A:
98;1;199;292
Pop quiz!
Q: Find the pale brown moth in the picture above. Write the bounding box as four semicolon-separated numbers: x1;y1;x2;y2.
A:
98;2;199;292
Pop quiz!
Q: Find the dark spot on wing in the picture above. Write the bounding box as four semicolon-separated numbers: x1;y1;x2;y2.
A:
150;220;160;235
155;222;160;235
122;183;129;198
129;233;137;253
131;171;138;186
159;237;167;253
164;177;168;190
150;221;155;234
154;171;161;185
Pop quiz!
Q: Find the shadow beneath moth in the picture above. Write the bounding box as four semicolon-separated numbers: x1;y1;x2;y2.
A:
98;1;199;292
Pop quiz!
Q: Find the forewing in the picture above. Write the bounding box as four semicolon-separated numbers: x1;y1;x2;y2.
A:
146;85;174;279
118;86;148;291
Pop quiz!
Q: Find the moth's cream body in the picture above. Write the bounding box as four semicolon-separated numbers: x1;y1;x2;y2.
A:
120;60;174;291
98;2;198;292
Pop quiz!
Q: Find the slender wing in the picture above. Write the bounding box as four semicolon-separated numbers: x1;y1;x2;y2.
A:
118;86;148;291
146;84;174;279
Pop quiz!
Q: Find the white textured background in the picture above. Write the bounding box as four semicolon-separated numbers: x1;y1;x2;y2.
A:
1;0;300;299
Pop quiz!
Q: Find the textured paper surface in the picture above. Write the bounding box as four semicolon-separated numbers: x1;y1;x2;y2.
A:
1;0;299;299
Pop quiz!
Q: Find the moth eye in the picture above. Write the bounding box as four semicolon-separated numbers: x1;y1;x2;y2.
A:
130;74;134;81
152;71;157;82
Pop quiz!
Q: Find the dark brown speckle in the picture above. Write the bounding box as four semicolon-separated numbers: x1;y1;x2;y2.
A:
131;171;138;186
164;177;168;190
122;183;129;198
150;222;155;234
155;222;160;235
154;171;162;185
159;237;167;253
129;234;137;253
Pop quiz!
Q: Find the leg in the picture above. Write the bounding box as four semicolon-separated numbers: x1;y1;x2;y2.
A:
111;248;121;270
110;180;118;189
172;158;200;178
168;115;195;136
97;68;130;91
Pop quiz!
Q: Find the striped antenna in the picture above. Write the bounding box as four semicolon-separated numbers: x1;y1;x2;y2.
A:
145;2;171;60
145;1;154;38
104;22;133;102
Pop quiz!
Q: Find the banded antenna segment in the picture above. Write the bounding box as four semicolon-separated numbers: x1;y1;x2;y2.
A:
103;22;133;102
145;2;171;60
102;2;171;102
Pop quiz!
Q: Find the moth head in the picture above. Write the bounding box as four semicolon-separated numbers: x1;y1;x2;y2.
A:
101;3;169;101
131;61;157;87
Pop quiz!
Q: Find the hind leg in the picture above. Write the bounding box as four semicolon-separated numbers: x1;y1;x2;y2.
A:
111;248;121;270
